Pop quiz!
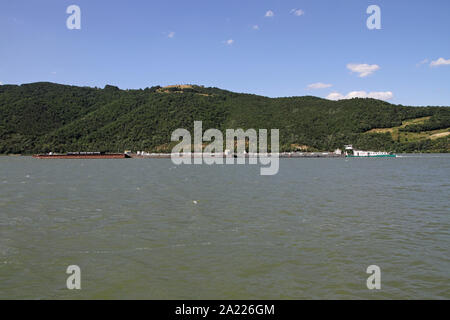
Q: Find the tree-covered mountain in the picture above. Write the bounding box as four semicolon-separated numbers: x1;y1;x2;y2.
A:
0;82;449;154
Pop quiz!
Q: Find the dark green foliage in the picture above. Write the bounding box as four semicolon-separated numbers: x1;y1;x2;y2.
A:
0;82;448;154
355;133;396;151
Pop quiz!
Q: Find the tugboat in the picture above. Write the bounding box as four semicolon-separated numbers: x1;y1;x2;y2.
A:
344;145;397;158
346;150;397;158
33;152;130;159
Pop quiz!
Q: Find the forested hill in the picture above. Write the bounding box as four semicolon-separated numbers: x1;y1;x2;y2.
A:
0;82;449;154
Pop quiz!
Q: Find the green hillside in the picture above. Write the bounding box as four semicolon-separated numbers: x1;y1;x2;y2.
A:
0;82;449;154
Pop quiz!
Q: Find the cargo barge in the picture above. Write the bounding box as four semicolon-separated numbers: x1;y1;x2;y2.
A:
130;152;345;159
33;152;130;159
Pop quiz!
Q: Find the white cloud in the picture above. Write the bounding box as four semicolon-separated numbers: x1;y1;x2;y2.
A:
326;92;345;100
225;39;234;46
252;25;260;30
367;91;394;100
307;82;333;90
430;57;450;67
168;31;175;38
290;9;304;16
326;91;393;101
0;82;3;85
265;10;274;18
347;63;380;77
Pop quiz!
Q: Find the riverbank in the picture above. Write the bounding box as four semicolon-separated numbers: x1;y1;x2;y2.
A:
4;152;450;158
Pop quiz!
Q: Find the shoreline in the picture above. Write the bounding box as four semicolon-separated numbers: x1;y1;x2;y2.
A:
2;152;450;158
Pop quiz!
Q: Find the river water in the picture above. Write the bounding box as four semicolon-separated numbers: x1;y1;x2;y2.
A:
0;155;449;299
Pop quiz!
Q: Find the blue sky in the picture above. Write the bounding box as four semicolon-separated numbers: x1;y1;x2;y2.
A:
1;0;449;106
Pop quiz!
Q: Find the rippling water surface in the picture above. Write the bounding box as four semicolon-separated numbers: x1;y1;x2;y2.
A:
0;155;449;299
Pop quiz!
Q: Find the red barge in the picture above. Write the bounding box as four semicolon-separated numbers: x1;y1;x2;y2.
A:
33;152;130;159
